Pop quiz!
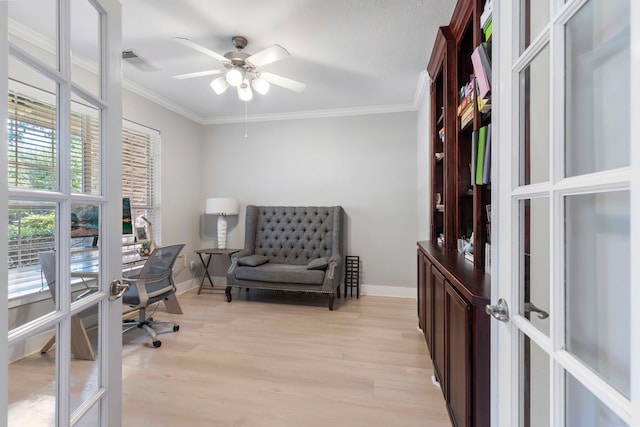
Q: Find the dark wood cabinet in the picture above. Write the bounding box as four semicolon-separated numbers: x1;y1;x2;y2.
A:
420;0;492;424
418;241;490;427
446;281;471;427
431;265;446;387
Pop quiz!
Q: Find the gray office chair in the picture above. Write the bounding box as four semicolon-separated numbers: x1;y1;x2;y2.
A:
122;244;185;348
38;251;95;360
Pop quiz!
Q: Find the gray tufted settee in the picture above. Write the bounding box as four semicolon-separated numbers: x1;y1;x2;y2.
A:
226;205;343;310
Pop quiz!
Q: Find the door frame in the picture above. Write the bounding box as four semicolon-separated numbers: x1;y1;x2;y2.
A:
1;1;123;425
491;0;639;426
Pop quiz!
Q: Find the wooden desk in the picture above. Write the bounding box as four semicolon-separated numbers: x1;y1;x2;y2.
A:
195;248;240;294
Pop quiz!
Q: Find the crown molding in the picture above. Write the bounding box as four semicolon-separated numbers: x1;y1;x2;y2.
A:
412;70;430;109
202;102;418;125
122;80;205;123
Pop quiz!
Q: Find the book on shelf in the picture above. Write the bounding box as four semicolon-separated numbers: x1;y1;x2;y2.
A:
460;105;474;129
475;125;488;185
477;95;491;113
471;129;478;185
471;43;492;98
478;42;492;82
483;17;493;40
438;127;445;142
481;0;492;28
484;243;491;273
482;123;492;184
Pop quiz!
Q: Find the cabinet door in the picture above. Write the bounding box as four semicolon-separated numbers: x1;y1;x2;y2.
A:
424;256;434;356
446;281;471;427
417;251;426;332
432;266;446;390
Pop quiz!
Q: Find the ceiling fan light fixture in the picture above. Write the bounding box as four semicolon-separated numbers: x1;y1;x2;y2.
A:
210;76;229;94
226;68;243;87
237;81;253;102
251;75;270;95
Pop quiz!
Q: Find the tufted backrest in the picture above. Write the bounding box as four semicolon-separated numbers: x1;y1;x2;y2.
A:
243;206;343;265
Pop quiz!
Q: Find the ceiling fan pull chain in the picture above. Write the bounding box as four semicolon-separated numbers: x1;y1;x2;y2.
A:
244;101;248;139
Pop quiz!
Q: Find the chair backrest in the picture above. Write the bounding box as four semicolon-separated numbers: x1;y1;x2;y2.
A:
38;251;57;303
136;244;185;301
243;206;343;265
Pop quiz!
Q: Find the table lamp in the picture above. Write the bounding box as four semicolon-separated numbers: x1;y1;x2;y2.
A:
205;198;239;249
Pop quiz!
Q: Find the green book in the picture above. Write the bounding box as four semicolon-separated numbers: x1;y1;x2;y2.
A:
476;126;487;185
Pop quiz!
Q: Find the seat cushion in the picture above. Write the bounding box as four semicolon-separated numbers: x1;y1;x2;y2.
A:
237;254;270;267
306;257;329;270
235;263;325;285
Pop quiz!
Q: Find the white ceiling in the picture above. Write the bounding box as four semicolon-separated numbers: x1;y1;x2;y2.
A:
10;0;457;123
121;0;456;123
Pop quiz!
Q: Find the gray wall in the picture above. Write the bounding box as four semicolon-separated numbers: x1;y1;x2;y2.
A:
122;90;203;285
200;112;419;291
417;81;432;242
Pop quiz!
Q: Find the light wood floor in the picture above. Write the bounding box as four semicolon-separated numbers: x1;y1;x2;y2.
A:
121;288;451;426
9;288;452;426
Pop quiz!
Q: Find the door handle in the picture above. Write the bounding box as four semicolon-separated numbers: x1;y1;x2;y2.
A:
524;302;549;319
485;298;510;322
109;279;130;301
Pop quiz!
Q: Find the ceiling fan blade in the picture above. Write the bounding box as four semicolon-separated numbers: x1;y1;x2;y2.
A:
174;37;230;64
172;69;224;80
246;44;290;68
260;72;306;92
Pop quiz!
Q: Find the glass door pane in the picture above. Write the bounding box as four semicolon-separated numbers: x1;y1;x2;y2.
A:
519;44;550;186
565;190;630;397
564;0;630;177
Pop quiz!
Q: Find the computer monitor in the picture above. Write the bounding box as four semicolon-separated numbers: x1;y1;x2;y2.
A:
70;205;99;239
122;197;133;236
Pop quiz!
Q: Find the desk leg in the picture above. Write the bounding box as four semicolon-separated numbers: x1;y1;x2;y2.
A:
70;314;95;361
164;293;183;314
197;253;215;294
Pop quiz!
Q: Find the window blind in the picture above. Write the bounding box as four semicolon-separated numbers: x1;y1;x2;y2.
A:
7;83;161;297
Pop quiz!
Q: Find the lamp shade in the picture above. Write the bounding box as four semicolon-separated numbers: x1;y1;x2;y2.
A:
226;68;243;87
237;81;253;101
205;198;239;216
210;76;229;94
251;75;270;95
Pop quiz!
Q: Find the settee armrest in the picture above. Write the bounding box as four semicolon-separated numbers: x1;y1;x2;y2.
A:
326;254;341;280
231;249;252;259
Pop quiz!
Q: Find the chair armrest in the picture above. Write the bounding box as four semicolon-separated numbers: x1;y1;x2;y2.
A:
122;277;150;306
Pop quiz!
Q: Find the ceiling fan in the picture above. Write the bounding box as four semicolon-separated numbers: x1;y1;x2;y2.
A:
173;36;306;101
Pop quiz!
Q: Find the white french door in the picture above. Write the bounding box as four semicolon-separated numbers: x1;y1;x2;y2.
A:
1;0;123;426
491;0;638;426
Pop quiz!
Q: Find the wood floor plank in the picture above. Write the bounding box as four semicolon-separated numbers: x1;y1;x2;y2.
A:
120;289;452;426
8;289;452;426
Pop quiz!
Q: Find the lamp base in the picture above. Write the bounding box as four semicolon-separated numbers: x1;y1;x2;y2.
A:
217;215;228;249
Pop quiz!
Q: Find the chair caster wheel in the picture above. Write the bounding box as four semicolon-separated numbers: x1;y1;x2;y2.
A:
173;325;180;332
152;340;161;348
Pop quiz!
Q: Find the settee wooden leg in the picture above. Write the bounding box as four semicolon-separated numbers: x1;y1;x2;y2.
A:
328;293;335;311
336;285;341;299
225;286;232;303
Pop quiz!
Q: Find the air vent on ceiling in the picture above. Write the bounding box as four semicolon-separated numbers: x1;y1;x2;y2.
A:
122;50;161;72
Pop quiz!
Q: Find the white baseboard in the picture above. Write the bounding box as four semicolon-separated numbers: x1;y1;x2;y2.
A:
359;284;416;299
176;276;417;300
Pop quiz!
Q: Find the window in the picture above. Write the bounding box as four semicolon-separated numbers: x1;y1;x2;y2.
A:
122;120;161;242
7;82;161;298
